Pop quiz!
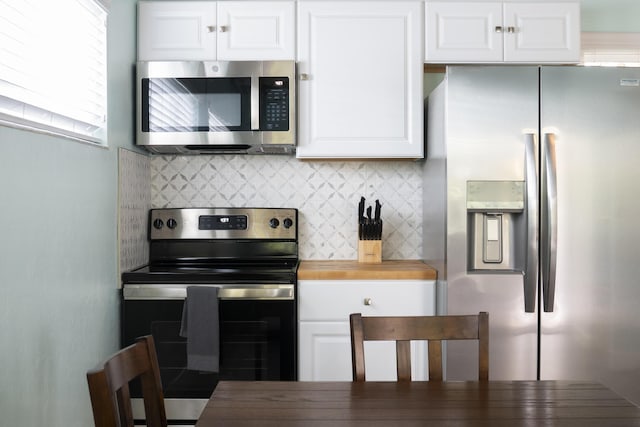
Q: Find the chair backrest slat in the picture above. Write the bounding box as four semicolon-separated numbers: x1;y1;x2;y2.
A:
350;312;489;382
87;335;167;427
87;369;118;427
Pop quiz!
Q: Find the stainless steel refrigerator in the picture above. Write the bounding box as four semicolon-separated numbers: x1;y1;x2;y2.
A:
423;66;640;404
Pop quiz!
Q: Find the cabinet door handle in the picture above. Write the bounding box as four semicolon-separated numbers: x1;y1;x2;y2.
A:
495;26;504;33
507;26;516;33
219;25;229;33
206;25;216;33
364;298;372;306
300;73;309;81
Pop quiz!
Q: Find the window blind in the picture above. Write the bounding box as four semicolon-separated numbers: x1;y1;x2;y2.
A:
581;32;640;67
0;0;108;145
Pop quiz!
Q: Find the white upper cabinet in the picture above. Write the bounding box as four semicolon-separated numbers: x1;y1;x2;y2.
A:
217;2;295;60
425;2;580;64
425;2;503;62
503;3;580;63
138;1;217;60
138;1;295;61
296;1;424;159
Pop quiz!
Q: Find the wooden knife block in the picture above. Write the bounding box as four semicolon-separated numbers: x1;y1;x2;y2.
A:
358;240;382;264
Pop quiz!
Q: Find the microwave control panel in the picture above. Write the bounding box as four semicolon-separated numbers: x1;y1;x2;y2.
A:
260;77;289;131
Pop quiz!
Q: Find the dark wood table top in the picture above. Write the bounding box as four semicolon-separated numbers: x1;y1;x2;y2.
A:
196;380;640;426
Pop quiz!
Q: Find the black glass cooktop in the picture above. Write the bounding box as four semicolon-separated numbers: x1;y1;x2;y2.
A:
122;261;298;284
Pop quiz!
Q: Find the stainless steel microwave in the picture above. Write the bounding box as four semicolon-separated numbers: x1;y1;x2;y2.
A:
136;61;295;154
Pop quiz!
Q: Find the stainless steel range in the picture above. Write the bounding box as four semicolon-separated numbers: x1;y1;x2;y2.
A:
121;208;298;425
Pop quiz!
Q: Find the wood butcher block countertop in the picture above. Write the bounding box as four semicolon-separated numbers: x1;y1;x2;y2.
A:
297;260;437;280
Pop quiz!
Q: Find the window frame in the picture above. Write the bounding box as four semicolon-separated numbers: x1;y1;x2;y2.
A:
0;0;109;146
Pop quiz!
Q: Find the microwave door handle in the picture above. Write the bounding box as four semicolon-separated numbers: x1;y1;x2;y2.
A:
251;76;260;130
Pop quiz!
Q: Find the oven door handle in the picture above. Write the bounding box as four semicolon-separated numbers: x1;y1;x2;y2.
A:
123;284;294;300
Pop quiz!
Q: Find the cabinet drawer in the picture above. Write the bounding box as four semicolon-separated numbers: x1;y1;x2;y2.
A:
298;280;436;321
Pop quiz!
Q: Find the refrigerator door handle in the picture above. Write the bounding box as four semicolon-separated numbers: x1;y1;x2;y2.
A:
542;133;559;312
524;133;539;313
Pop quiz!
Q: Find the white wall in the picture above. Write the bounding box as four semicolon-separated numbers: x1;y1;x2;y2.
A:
0;1;137;425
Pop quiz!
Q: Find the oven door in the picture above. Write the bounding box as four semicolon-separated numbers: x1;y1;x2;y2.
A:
122;284;296;425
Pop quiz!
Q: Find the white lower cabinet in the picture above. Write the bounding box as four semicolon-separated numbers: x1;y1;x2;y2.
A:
298;280;436;381
298;321;354;381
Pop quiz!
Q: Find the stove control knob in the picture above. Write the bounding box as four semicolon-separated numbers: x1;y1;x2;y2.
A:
167;218;178;229
269;218;280;228
283;218;293;229
153;218;164;229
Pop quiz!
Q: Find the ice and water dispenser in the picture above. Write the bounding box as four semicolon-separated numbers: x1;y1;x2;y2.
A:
466;181;526;273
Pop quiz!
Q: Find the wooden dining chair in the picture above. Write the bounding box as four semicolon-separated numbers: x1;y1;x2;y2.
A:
350;312;489;382
86;335;168;427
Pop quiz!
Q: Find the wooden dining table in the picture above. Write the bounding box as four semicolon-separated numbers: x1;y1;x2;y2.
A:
195;380;640;426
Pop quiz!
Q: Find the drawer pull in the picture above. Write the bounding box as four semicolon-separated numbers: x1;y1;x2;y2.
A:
364;298;372;306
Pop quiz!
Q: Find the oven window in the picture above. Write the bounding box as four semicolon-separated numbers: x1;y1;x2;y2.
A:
141;77;251;133
122;298;296;399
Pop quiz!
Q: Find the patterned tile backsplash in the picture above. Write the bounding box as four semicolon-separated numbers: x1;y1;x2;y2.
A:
118;148;151;276
150;155;424;260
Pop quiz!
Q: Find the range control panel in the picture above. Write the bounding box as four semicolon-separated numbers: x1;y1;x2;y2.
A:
198;215;248;231
150;208;297;240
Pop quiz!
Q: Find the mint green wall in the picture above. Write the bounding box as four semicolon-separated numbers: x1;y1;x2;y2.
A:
0;1;137;426
582;0;640;32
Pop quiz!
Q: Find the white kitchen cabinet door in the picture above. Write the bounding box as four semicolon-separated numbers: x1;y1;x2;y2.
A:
298;280;436;381
296;2;423;159
425;2;580;64
138;1;217;61
138;1;295;61
503;3;580;63
298;322;353;381
217;2;295;60
425;2;504;63
298;321;427;381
